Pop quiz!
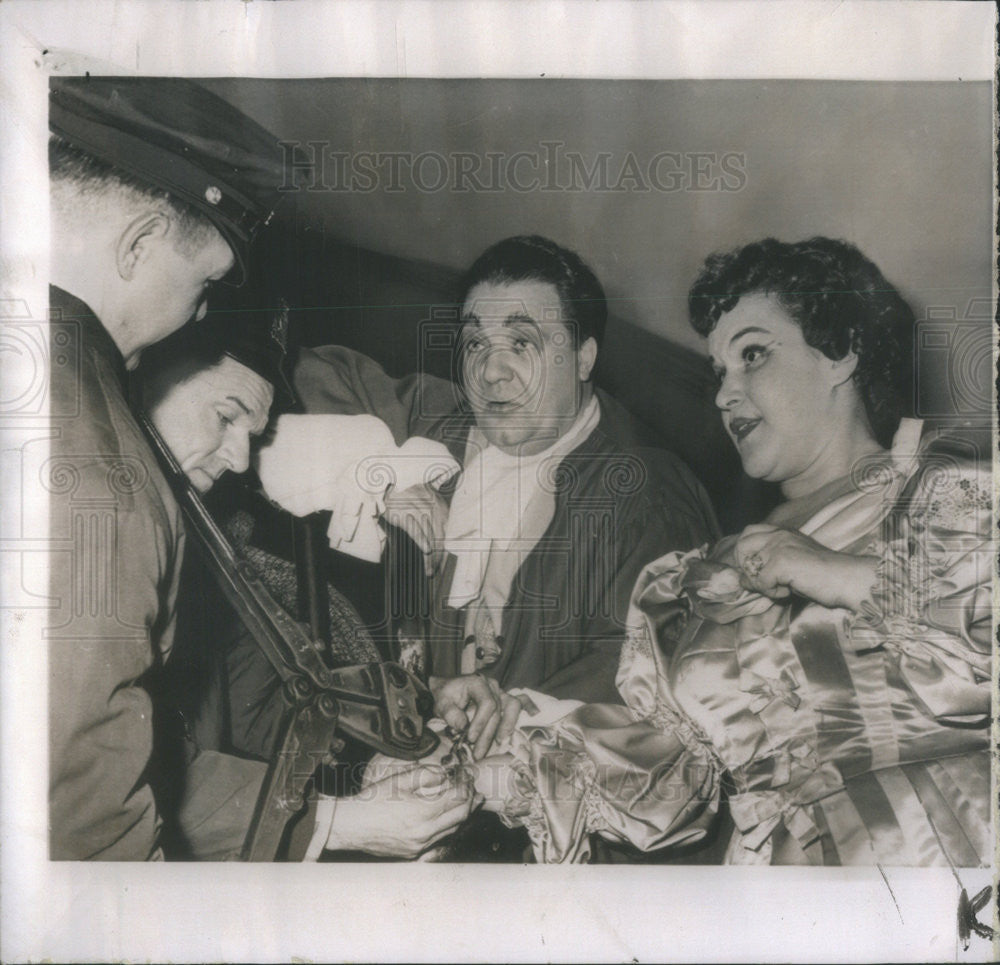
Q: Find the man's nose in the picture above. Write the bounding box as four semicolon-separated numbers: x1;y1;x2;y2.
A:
481;346;516;385
220;428;251;475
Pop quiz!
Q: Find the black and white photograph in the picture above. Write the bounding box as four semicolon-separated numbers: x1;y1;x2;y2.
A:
0;1;996;961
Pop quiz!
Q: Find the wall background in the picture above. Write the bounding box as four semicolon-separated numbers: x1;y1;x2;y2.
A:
204;78;993;353
200;77;994;527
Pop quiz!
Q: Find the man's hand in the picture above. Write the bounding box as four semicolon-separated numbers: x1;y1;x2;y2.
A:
325;763;477;859
429;674;523;759
383;482;449;576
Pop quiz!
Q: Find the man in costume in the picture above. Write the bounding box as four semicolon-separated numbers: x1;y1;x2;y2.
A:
284;235;720;703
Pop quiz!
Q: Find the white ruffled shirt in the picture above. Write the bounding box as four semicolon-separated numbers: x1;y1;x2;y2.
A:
443;396;601;669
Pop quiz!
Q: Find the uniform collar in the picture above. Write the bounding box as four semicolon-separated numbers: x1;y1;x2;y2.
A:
50;285;128;388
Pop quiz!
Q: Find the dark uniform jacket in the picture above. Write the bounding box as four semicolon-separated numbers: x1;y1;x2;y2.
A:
47;287;266;860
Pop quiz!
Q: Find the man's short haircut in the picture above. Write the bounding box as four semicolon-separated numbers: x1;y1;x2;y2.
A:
138;323;229;415
139;278;291;414
457;235;608;347
49;136;218;256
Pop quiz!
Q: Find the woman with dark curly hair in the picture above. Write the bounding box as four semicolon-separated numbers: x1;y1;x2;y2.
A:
445;237;992;865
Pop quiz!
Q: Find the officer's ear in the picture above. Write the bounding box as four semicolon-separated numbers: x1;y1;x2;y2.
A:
116;212;171;281
577;336;597;382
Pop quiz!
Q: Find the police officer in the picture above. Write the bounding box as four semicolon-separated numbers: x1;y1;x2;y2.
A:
46;76;297;860
46;78;489;861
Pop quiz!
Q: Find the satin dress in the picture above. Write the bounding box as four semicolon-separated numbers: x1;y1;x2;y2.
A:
497;421;993;865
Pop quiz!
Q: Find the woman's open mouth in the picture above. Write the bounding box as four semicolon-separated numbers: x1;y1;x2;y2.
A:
729;416;761;442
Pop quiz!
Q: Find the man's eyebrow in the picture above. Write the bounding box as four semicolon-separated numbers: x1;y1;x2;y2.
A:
224;394;270;433
505;314;541;331
460;314;542;331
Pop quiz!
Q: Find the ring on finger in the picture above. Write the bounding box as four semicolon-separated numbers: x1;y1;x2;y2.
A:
743;551;766;579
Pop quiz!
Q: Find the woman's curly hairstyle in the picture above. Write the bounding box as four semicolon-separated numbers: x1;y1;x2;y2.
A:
688;237;915;447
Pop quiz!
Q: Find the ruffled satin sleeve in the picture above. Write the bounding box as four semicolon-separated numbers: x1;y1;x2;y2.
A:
847;453;992;723
496;551;722;863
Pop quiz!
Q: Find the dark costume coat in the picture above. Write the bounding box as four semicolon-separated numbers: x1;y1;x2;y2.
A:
295;345;719;703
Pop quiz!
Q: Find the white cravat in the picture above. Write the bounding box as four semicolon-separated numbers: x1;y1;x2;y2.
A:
443;395;601;615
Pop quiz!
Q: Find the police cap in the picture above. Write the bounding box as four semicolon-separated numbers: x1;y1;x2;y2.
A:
139;281;296;414
50;76;291;284
205;281;297;409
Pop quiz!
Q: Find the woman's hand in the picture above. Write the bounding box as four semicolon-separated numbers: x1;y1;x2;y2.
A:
469;753;520;814
734;524;878;611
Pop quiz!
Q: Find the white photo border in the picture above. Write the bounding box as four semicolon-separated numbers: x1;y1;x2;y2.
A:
0;1;996;962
